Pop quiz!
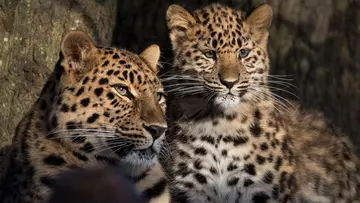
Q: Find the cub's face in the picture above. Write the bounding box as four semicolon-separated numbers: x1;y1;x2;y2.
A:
166;4;273;110
52;31;166;166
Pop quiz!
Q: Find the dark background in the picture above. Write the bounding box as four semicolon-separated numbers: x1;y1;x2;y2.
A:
0;0;359;173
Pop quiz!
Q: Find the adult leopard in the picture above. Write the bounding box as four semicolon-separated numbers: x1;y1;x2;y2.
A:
162;3;360;203
0;30;170;203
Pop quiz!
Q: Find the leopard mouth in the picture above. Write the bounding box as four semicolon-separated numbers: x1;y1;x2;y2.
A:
134;148;157;160
221;93;237;99
219;88;247;97
214;93;242;109
105;137;135;158
104;138;158;167
105;136;159;160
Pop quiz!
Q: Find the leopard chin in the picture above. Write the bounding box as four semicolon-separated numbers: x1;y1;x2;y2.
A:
214;94;241;109
124;149;159;166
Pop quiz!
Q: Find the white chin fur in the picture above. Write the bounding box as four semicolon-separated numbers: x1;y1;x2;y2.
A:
123;152;158;167
122;136;163;167
214;95;241;109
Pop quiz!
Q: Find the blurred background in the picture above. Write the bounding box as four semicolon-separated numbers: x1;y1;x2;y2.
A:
0;0;359;173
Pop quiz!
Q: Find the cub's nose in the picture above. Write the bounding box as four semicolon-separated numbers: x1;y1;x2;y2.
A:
143;124;167;140
218;73;239;89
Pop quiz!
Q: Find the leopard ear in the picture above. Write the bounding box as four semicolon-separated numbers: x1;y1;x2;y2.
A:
245;4;273;47
166;5;196;48
60;30;97;81
140;44;160;72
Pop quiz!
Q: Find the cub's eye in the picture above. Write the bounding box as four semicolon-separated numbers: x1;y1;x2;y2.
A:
113;85;133;99
204;50;217;59
156;92;165;101
239;48;250;58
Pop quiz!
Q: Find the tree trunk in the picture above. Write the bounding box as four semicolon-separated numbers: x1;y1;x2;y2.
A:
267;0;360;154
0;0;117;171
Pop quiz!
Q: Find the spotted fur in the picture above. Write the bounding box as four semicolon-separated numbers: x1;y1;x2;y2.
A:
0;31;170;203
162;4;360;203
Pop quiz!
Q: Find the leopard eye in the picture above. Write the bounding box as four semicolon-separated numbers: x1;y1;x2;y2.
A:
113;85;133;99
239;48;250;58
204;50;217;59
115;86;127;96
156;92;165;102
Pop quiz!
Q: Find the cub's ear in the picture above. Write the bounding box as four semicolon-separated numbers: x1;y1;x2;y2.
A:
166;5;196;48
140;44;161;73
60;30;97;81
245;4;273;47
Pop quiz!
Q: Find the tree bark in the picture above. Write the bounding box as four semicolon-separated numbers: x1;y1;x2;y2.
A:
0;0;117;171
267;0;360;154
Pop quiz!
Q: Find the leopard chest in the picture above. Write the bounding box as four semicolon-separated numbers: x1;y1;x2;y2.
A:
171;120;295;203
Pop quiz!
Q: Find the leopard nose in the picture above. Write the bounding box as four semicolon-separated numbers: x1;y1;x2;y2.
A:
218;74;239;89
143;124;167;140
220;79;236;89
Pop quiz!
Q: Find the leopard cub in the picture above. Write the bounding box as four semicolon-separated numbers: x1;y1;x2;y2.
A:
162;3;360;203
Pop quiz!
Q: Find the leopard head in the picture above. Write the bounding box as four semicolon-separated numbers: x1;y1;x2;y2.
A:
50;31;166;166
166;4;273;111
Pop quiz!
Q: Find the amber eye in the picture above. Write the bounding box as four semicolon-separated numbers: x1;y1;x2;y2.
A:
239;48;250;58
115;86;127;96
204;50;217;59
113;85;133;99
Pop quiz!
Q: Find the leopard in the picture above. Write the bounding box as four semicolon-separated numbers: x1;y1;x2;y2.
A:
161;3;360;203
0;30;170;203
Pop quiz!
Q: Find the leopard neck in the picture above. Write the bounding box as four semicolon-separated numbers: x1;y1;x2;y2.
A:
168;86;277;123
11;61;66;167
28;61;65;139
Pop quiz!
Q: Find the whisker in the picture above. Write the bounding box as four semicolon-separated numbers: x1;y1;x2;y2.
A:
164;83;202;88
257;88;296;113
166;87;205;92
96;142;133;155
90;142;130;150
109;144;133;157
46;129;116;140
268;74;293;78
256;93;287;113
260;85;300;100
160;76;203;82
248;87;292;113
45;117;118;137
266;81;299;90
50;128;115;134
269;92;298;111
171;90;206;96
48;134;116;141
